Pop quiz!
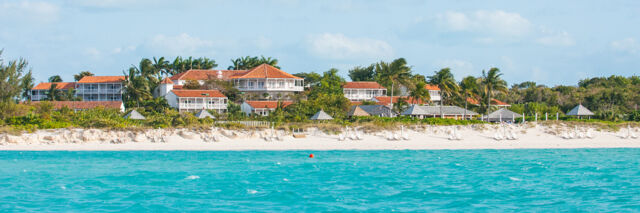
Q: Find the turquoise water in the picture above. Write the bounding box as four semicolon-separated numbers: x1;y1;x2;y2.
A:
1;149;640;212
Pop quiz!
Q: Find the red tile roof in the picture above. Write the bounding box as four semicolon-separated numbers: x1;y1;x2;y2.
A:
171;90;226;98
77;76;126;83
374;96;426;105
32;82;75;90
245;101;293;109
466;97;511;106
169;70;243;81
343;81;386;89
31;101;123;110
425;84;440;91
230;64;303;79
160;78;173;84
350;101;363;105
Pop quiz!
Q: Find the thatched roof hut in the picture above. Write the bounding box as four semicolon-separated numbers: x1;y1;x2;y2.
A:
195;109;215;119
566;104;594;117
124;110;145;120
310;110;333;120
486;108;522;122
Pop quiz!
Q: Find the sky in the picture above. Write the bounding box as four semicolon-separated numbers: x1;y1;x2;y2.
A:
1;0;639;86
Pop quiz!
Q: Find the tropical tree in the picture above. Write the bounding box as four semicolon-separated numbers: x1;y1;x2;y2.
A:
45;84;62;101
0;50;32;102
459;76;479;118
228;56;279;70
183;80;201;89
428;68;459;105
348;65;375;81
409;81;430;105
169;56;217;75
375;58;412;115
48;75;63;82
73;71;94;81
480;67;508;114
293;72;322;88
21;70;34;101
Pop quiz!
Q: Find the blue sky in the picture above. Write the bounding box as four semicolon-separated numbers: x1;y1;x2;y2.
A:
1;0;639;86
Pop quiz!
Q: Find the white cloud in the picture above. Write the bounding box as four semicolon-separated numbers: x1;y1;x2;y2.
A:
536;29;575;46
611;38;639;53
434;59;475;79
0;0;59;23
148;33;214;55
307;33;393;59
436;10;532;36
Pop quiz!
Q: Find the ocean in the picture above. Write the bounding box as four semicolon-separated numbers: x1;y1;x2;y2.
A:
1;149;639;212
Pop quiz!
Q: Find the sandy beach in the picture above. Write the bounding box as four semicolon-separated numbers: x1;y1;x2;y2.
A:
1;124;639;151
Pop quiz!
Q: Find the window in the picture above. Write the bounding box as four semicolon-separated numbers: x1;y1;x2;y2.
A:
248;81;254;88
279;81;284;88
258;82;264;88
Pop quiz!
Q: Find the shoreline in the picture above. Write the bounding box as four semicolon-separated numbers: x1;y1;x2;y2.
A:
1;124;639;151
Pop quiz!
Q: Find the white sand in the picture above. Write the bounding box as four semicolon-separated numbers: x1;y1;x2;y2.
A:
1;125;639;151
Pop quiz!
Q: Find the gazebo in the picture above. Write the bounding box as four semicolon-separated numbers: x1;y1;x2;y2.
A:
566;104;594;119
486;108;522;123
195;109;215;119
347;106;370;117
310;110;333;120
124;110;146;120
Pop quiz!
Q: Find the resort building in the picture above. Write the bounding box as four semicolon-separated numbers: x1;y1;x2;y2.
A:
160;64;304;100
401;105;478;120
347;105;396;117
30;101;125;112
425;84;441;104
165;90;228;113
343;82;387;101
29;82;76;101
75;76;126;101
373;96;426;106
240;100;293;116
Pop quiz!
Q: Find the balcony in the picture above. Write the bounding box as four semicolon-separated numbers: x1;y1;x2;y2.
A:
179;103;227;110
76;89;122;94
236;86;303;92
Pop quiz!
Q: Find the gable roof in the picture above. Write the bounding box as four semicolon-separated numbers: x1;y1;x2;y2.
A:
425;84;440;91
170;90;226;98
160;77;174;84
31;101;123;110
169;70;243;81
32;82;75;90
77;76;126;83
374;96;426;105
566;104;594;116
245;101;293;109
343;81;386;89
310;110;333;120
356;105;396;117
230;64;303;79
347;105;371;116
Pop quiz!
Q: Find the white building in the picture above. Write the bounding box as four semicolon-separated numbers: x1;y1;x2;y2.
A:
29;82;76;101
343;81;387;101
425;84;441;104
159;64;304;100
165;89;228;113
240;100;293;116
75;76;125;101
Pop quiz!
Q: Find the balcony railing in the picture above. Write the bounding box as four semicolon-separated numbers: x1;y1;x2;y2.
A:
236;86;303;92
179;103;227;110
76;89;122;94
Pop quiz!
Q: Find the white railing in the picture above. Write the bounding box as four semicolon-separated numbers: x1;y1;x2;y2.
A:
179;103;226;109
215;120;270;127
236;86;303;92
76;89;122;94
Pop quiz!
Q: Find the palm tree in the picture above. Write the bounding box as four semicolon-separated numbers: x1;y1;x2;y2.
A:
73;71;94;81
428;68;459;118
375;58;412;116
459;76;479;119
409;81;431;105
480;68;508;114
228;56;279;70
48;75;62;83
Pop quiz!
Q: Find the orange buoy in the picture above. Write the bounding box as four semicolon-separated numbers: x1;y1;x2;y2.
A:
309;154;314;158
